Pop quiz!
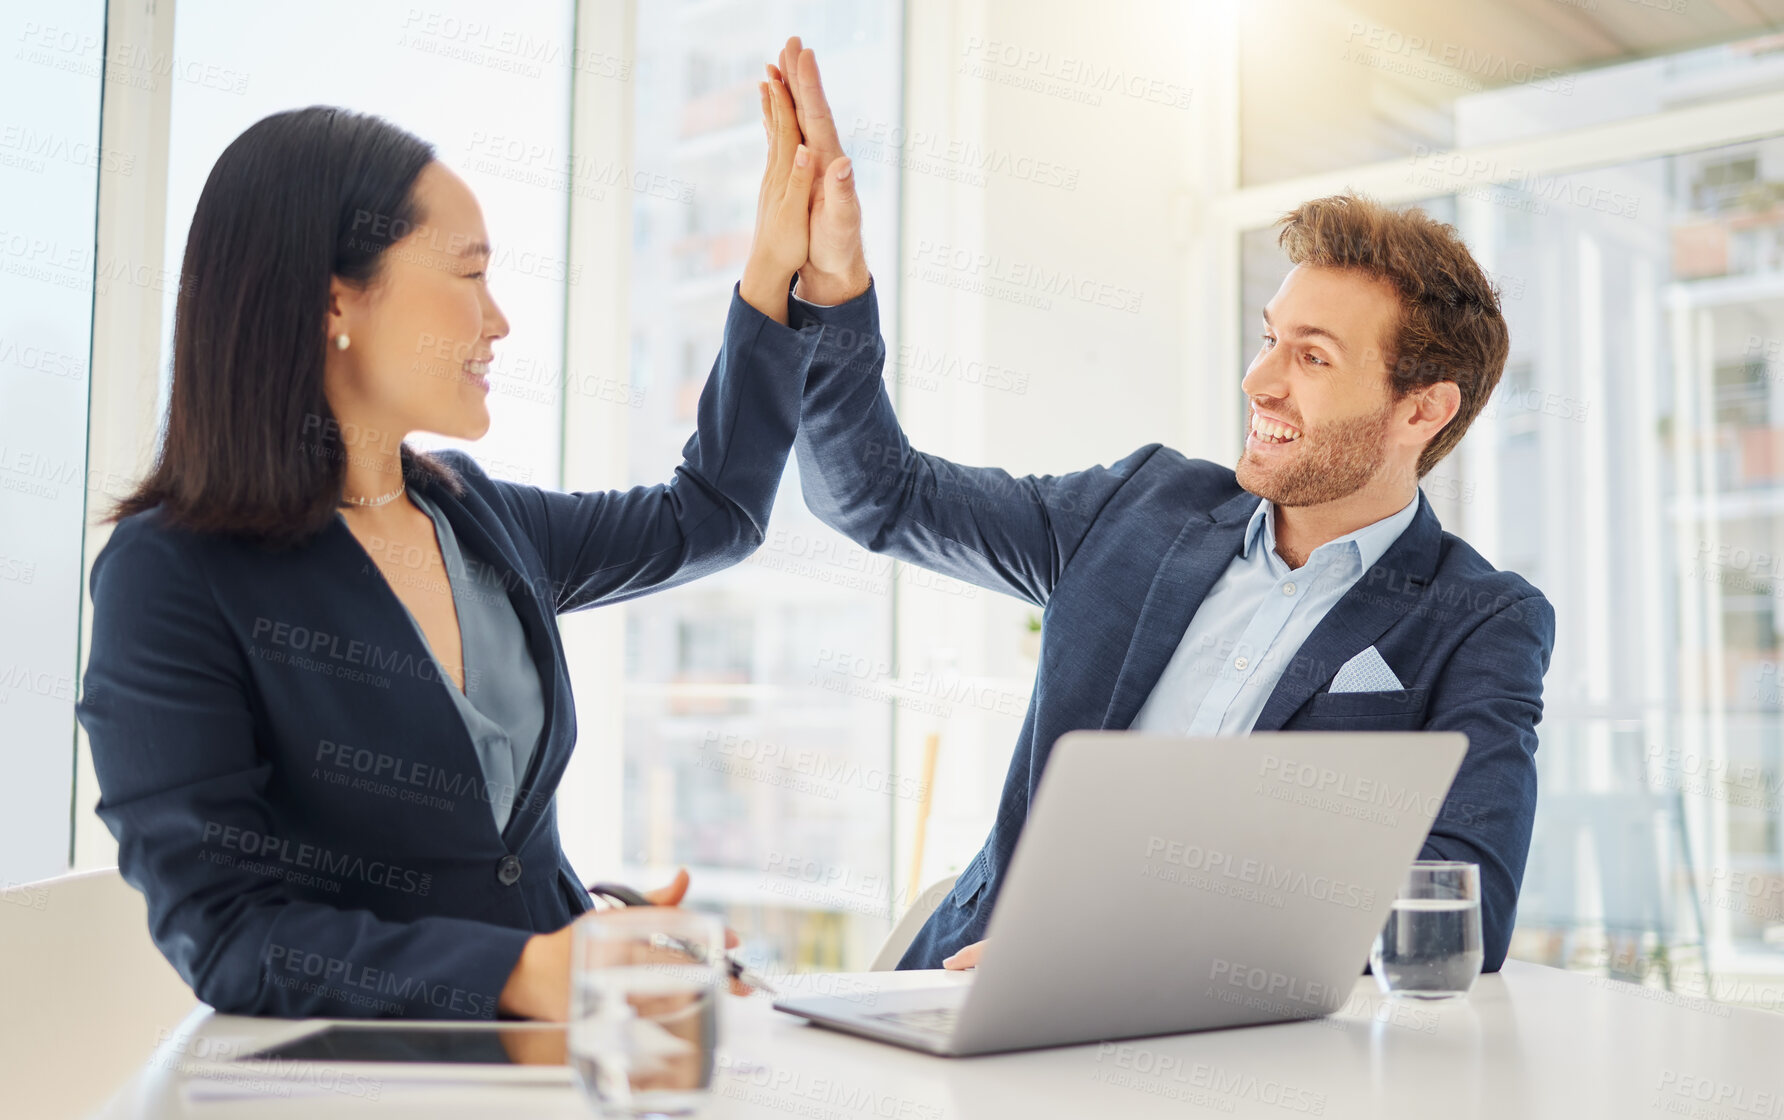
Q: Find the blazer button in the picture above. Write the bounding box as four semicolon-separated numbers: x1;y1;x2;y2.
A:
496;855;523;886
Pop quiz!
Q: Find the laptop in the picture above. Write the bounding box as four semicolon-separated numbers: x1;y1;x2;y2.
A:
774;730;1469;1056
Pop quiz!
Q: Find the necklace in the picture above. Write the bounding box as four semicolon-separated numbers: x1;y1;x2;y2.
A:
340;483;406;508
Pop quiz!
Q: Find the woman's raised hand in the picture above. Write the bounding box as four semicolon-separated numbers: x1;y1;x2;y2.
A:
739;71;819;325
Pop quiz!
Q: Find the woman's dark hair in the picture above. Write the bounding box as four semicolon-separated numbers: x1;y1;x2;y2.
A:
108;105;463;549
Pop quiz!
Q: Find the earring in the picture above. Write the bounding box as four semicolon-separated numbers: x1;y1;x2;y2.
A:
335;333;350;351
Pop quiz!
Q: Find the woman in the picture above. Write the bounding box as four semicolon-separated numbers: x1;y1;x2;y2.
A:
77;82;821;1021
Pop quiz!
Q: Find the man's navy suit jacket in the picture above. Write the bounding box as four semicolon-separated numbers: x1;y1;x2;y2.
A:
789;283;1557;974
76;290;824;1019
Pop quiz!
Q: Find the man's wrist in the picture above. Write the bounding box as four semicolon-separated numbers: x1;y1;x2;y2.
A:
796;260;872;307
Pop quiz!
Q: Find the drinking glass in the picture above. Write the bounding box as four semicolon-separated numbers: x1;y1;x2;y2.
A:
570;907;724;1117
1369;860;1484;999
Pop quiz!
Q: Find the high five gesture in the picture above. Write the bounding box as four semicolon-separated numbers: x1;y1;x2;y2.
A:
766;37;872;306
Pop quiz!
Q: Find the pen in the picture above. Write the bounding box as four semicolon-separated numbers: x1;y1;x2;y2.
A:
586;881;778;995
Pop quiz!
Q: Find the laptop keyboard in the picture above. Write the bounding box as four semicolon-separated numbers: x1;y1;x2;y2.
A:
866;1006;960;1036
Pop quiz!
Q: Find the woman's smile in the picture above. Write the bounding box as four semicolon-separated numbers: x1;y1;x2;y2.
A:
462;355;492;392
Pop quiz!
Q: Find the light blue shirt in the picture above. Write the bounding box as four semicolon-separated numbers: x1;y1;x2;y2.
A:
1129;492;1420;736
358;490;547;834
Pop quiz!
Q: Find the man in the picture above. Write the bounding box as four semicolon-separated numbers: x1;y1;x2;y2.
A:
765;38;1554;973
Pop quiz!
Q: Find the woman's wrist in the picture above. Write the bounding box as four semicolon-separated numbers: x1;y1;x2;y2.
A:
740;260;795;325
497;933;541;1018
498;929;570;1020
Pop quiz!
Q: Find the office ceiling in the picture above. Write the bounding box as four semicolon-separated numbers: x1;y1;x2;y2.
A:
1342;0;1784;70
1240;0;1784;185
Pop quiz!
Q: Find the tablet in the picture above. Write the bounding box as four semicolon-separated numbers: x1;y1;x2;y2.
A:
183;1022;574;1086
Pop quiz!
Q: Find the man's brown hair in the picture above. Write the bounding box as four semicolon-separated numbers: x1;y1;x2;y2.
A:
1276;192;1509;477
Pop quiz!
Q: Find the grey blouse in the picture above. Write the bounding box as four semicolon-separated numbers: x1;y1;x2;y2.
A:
351;489;546;833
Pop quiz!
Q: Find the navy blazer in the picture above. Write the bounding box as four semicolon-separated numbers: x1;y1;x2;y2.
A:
78;289;824;1019
790;284;1556;973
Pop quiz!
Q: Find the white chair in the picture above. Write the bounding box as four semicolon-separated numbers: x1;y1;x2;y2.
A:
869;875;958;971
0;868;196;1120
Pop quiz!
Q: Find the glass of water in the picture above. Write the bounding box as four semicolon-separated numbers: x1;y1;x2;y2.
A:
1369;860;1484;999
571;907;724;1117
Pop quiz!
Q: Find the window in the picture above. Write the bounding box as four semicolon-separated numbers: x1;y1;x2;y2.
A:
0;0;104;885
155;0;576;479
621;2;904;972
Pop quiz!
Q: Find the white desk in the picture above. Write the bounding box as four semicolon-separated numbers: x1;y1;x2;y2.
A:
96;961;1784;1119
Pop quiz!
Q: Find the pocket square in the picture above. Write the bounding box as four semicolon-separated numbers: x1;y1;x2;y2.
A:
1330;646;1403;693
